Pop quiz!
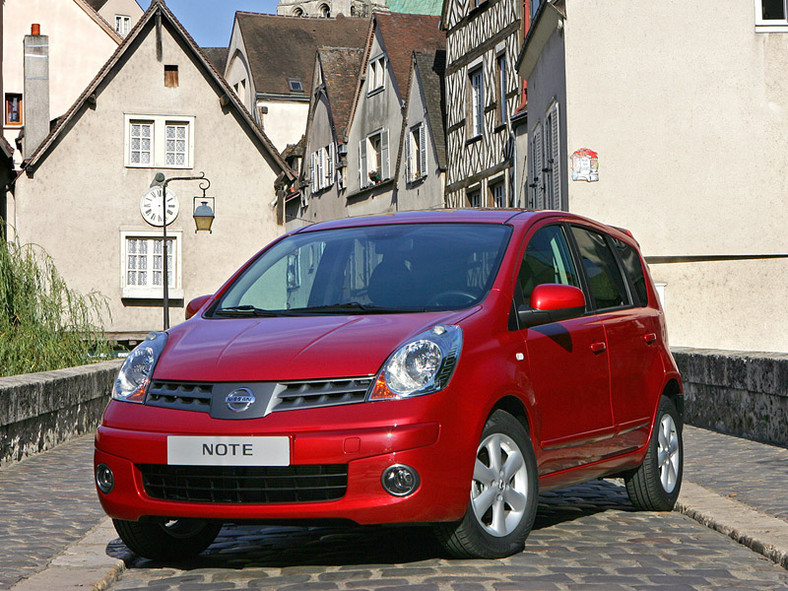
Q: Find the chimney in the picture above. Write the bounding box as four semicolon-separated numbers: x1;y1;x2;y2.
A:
23;24;50;156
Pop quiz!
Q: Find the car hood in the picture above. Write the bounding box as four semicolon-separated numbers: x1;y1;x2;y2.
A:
154;310;477;382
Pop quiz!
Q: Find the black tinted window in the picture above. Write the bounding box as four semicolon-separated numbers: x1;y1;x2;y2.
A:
613;238;648;307
571;227;628;309
518;225;580;306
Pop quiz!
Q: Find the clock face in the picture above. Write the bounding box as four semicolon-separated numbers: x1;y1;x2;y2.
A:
140;187;179;226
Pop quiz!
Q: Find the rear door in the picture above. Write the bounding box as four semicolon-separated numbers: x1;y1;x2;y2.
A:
569;227;664;453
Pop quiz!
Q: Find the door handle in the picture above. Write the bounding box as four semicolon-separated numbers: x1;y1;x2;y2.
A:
590;341;606;353
644;333;657;344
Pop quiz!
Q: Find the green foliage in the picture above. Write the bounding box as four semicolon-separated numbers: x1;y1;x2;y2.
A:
0;238;111;377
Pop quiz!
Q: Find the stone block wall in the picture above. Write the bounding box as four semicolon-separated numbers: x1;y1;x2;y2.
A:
672;348;788;446
0;360;121;467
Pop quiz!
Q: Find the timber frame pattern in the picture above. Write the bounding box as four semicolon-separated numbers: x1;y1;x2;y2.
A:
442;0;524;208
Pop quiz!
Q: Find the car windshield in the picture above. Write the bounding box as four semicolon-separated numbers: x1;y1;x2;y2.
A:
212;223;512;316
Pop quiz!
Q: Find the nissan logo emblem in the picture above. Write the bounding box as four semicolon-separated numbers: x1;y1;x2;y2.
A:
225;388;255;412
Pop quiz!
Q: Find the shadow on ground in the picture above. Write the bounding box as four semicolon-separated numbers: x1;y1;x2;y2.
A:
109;478;635;570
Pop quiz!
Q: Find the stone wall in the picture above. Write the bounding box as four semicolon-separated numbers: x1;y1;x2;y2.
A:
0;360;121;467
673;348;788;446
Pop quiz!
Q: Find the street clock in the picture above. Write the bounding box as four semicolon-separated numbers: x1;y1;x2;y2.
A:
140;187;179;226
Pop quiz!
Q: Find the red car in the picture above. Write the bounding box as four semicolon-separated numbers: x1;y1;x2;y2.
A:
95;209;683;560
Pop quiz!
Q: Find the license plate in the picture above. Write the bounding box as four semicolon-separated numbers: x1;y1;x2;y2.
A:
167;436;290;466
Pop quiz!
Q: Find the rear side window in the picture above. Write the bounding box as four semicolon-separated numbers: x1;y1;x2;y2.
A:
571;226;628;310
613;238;648;307
518;225;580;306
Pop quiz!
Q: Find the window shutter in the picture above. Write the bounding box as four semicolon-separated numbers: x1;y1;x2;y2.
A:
533;124;543;210
381;129;389;180
359;140;367;187
328;142;335;186
419;123;427;178
549;103;561;210
405;128;412;181
310;152;317;193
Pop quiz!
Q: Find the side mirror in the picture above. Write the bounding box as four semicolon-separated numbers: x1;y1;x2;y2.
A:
185;294;212;320
517;284;586;327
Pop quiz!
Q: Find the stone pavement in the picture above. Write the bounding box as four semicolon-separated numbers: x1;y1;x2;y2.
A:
1;426;787;590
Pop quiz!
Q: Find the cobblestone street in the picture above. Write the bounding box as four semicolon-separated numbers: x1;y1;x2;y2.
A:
2;427;788;590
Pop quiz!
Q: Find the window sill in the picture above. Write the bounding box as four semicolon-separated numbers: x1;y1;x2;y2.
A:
125;164;194;170
494;123;508;133
465;135;483;146
122;287;184;300
367;86;385;97
346;177;395;200
755;24;788;32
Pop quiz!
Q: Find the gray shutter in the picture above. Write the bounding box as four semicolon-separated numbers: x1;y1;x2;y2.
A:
328;142;335;187
419;123;427;178
359;140;367;187
381;129;389;180
310;152;317;193
533;124;543;209
549;103;561;210
405;127;412;181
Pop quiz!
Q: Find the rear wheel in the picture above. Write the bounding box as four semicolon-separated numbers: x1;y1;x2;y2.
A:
435;410;538;558
625;396;683;510
113;518;221;561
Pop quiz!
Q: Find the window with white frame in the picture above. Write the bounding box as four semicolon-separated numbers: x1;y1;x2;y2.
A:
469;66;484;138
490;179;506;208
368;56;386;93
125;114;194;169
115;15;131;36
121;230;182;299
467;188;481;208
407;122;427;182
359;129;389;187
310;143;335;193
756;0;788;26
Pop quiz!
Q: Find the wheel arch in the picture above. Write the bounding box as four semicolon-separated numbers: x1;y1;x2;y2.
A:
662;378;684;421
488;395;531;435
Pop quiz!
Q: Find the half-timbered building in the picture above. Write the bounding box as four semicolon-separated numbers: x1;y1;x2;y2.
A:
440;0;526;208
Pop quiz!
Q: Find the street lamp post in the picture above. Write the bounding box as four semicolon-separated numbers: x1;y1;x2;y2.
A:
149;171;213;331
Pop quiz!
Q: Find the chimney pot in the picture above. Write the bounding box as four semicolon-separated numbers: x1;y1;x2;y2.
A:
31;24;41;35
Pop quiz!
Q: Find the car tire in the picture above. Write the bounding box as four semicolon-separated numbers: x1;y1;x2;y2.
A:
113;518;222;561
625;395;683;511
435;409;538;558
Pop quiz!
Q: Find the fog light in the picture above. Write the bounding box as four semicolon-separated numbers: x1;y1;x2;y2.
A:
96;463;114;494
381;464;420;497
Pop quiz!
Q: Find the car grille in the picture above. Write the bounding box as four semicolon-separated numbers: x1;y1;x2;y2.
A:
272;378;373;412
144;378;373;415
138;464;348;504
146;381;213;412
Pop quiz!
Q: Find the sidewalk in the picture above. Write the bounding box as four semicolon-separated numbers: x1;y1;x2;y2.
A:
1;426;786;590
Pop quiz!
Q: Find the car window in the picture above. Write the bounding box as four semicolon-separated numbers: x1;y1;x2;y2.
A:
215;223;512;314
613;238;648;307
571;226;629;310
518;225;580;306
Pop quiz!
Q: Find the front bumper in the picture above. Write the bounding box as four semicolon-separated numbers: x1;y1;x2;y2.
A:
94;400;473;525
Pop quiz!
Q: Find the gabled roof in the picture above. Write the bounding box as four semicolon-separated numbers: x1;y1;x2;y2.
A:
374;12;443;100
318;47;365;135
413;50;446;169
20;0;292;179
202;47;229;75
235;13;370;98
74;0;124;43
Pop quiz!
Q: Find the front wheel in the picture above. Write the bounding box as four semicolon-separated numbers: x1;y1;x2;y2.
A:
113;518;222;561
435;410;538;558
625;396;683;510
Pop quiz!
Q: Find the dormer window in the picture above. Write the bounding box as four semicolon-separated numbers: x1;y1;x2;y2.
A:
288;78;304;93
367;56;385;93
115;15;131;36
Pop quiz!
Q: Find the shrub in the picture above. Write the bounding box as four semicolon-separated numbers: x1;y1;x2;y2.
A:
0;238;111;377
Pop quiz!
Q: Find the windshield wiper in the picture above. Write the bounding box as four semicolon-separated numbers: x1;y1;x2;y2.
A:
213;305;292;317
294;302;405;315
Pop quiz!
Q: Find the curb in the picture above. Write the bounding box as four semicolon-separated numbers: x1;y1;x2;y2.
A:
10;518;128;591
677;481;788;570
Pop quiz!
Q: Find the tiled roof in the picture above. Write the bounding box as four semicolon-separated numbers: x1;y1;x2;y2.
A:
414;50;446;169
201;47;229;75
386;0;442;16
374;12;444;99
318;47;365;134
235;13;370;97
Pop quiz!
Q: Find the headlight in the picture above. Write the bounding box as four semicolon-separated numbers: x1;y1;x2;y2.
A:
113;332;168;403
369;325;462;400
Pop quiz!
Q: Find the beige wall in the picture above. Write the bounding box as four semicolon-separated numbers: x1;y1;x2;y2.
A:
9;18;282;337
555;0;788;351
95;0;143;35
2;0;120;160
257;99;310;153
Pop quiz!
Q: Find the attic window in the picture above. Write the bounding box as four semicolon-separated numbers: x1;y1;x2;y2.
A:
165;65;179;88
288;78;304;93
